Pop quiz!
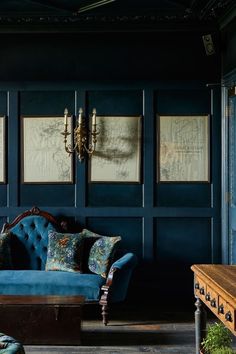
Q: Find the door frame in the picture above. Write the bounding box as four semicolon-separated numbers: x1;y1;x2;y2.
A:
222;68;236;264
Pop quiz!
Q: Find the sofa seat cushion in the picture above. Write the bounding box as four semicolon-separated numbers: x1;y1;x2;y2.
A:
0;271;106;301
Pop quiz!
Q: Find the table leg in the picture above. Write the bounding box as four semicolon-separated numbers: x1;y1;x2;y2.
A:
195;296;207;354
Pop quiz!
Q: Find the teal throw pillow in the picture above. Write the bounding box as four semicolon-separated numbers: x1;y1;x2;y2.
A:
81;229;121;278
0;233;13;270
46;231;84;272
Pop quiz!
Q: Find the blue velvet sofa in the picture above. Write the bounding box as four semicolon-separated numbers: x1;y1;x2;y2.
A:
0;207;137;325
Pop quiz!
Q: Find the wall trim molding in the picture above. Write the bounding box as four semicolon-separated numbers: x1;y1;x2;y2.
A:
0;14;219;33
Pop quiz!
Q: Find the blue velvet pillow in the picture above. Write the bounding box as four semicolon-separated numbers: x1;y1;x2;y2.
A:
0;233;13;270
81;229;121;278
46;231;84;272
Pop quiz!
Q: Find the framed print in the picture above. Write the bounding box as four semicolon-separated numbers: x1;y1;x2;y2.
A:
0;116;5;183
22;116;73;183
157;115;210;182
89;115;142;183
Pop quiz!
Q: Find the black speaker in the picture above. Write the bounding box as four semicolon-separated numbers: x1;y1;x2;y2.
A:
202;34;215;56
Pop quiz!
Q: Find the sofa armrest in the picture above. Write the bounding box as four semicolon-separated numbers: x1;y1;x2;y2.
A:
99;253;137;308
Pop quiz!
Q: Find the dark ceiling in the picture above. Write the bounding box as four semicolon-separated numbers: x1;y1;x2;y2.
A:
0;0;235;31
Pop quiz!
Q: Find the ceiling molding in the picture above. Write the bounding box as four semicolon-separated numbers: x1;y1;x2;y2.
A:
0;13;218;25
0;0;233;32
190;0;235;20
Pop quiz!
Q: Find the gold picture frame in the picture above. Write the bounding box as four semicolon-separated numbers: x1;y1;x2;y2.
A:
0;116;5;184
89;115;142;183
22;116;73;184
157;115;210;183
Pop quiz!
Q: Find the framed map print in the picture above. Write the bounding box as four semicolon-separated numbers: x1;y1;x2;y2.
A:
22;116;73;183
157;115;210;182
0;116;5;183
89;115;142;183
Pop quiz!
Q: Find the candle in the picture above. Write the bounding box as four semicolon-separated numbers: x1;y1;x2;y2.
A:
92;108;96;126
64;108;68;125
78;108;83;125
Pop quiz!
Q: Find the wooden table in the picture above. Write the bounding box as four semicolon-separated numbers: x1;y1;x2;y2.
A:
191;264;236;354
0;295;85;345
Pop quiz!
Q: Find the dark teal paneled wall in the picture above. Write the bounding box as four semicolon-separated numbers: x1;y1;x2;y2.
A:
0;29;221;307
0;92;8;206
87;90;143;207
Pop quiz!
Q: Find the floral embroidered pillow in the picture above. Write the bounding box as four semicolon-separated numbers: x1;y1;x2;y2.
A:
46;231;84;272
81;229;121;278
0;232;13;270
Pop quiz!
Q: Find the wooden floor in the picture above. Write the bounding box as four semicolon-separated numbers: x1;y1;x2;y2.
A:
24;305;197;353
20;301;236;354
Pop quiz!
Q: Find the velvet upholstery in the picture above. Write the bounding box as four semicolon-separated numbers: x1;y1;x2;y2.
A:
10;215;56;270
0;270;105;301
109;253;138;303
0;233;13;270
1;209;137;321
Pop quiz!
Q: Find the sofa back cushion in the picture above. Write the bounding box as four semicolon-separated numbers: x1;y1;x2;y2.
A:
10;215;56;270
0;233;13;270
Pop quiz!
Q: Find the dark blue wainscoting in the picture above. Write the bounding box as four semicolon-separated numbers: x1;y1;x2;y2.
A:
87;90;143;115
88;184;143;207
20;185;75;207
86;217;143;259
0;186;7;207
87;89;144;207
0;92;7;207
0;82;221;308
156;183;211;207
20;91;75;116
0;217;7;232
155;217;212;265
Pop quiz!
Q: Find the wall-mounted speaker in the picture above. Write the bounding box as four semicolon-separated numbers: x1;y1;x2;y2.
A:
202;34;215;56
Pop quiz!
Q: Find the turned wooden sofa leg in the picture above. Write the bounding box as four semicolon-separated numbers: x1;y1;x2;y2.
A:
99;268;118;325
101;305;109;326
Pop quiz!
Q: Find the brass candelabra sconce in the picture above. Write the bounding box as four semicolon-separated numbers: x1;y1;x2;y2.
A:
61;107;99;162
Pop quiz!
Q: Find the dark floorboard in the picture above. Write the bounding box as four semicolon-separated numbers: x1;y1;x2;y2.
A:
24;306;197;353
18;304;236;353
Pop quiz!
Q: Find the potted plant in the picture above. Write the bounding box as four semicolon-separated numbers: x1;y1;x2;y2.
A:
211;348;235;354
201;322;234;354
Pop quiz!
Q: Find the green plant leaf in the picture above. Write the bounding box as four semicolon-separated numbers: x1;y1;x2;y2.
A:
201;322;233;353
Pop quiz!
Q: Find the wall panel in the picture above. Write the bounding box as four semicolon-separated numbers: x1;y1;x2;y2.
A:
86;217;143;259
0;92;8;205
19;90;76;206
154;217;212;265
0;187;7;206
153;217;212;305
88;185;142;207
0;217;7;231
155;184;211;207
87;90;143;207
154;89;212;208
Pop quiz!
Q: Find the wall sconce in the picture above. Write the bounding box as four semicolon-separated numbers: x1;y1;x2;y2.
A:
61;107;99;162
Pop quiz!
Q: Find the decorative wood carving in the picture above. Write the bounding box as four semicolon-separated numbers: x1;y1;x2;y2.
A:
1;206;67;233
99;267;118;325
